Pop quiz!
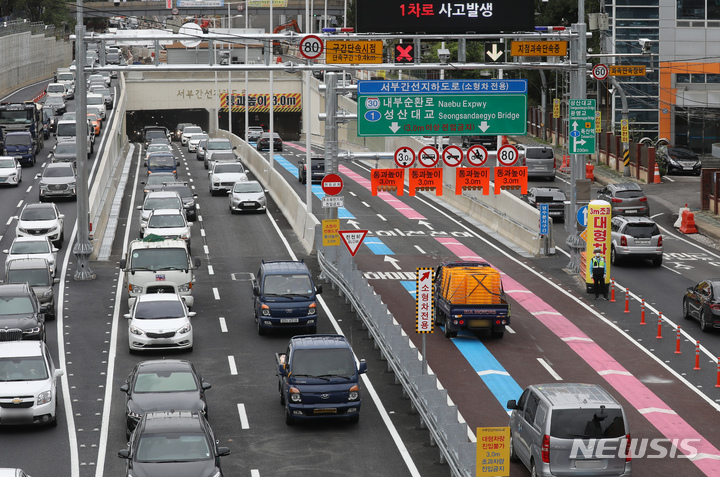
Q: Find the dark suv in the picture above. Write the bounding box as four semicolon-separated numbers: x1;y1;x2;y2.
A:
0;283;45;341
298;157;325;184
597;183;649;217
162;181;198;221
461;135;497;150
524;186;567;221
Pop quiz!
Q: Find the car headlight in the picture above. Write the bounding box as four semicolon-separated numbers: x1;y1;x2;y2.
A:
23;326;41;336
129;284;143;293
308;302;317;315
348;385;360;401
180;232;190;240
178;282;192;293
289;387;301;402
668;156;679;166
261;304;270;316
211;176;219;183
37;390;52;405
177;323;192;334
126;407;142;420
186;200;195;207
129;325;144;336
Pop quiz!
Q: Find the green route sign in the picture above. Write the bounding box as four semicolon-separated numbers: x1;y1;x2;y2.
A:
356;79;527;137
569;99;596;154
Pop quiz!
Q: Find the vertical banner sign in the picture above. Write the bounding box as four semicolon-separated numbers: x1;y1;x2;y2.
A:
553;98;560;119
371;169;405;196
476;427;510;477
539;204;550;235
322;219;341;246
415;268;434;333
409;168;443;196
455;168;490;195
621;118;629;143
584;200;612;287
595;110;602;133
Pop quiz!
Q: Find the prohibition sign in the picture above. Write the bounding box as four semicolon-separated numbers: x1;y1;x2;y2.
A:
300;35;324;60
417;146;440;167
466;145;489;166
592;64;609;81
442;145;464;167
394;147;416;168
497;144;520;166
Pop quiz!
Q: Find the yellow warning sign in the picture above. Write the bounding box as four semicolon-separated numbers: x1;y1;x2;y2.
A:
322;219;341;246
326;40;383;64
609;65;646;76
511;41;567;57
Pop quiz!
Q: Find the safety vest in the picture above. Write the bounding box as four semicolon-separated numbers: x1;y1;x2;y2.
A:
591;257;605;271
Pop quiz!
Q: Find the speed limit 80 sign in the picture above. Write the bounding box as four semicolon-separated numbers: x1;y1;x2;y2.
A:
497;144;520;166
300;35;324;60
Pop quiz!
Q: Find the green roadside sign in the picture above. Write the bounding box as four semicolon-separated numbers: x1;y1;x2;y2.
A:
356;79;528;137
569;99;596;154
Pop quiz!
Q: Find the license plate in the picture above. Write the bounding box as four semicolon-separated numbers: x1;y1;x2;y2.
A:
575;459;602;469
534;166;547;171
242;202;255;206
635;239;650;244
313;408;337;414
684;166;694;170
280;318;299;323
625;209;636;214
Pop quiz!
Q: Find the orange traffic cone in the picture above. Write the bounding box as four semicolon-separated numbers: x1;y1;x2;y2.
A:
653;162;661;183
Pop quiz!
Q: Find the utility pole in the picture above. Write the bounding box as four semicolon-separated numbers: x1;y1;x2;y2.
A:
73;0;94;280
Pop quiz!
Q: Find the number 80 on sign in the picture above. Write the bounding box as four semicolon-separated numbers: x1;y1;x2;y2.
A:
299;35;324;59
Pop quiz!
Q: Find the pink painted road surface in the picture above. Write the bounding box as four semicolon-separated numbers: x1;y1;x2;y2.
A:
437;236;720;475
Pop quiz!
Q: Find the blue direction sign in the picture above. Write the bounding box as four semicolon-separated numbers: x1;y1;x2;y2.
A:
357;79;528;137
577;205;588;227
539;204;550;235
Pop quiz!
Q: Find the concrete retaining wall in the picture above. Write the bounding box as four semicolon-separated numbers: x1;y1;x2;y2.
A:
0;31;72;99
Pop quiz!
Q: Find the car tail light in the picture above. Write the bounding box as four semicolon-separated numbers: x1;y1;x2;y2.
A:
710;304;720;311
611;198;622;203
625;434;632;462
639;197;648;202
657;236;662;246
621;236;627;247
541;434;550;463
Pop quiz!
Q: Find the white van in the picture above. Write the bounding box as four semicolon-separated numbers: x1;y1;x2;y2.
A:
55;119;93;157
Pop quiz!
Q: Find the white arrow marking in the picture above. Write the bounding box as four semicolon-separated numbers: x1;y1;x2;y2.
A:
384;256;401;270
418;220;434;230
346;219;361;229
572;121;579;130
479;121;490;132
389;122;401;133
577;138;586;146
487;44;504;62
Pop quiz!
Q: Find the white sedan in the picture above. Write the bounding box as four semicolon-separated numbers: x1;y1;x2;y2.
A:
0;156;22;186
125;293;194;352
3;236;58;276
142;208;192;251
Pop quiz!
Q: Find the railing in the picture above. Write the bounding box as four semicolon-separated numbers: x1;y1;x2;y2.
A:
317;237;476;477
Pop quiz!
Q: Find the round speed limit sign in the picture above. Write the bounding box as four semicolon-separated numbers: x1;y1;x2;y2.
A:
497;144;520;166
394;147;416;168
592;64;609;81
299;35;324;60
466;145;489;166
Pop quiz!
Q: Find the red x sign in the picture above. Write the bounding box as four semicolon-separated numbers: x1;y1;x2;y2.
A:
395;44;414;63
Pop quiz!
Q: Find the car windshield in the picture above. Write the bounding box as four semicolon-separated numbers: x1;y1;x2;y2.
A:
130;248;187;271
149;214;185;228
57;73;74;82
136;434;211;463
147;145;171;154
0;158;16;168
55;143;76;155
535;194;564;202
0;357;48;382
625;223;660;237
20;207;57;220
148;156;175;167
62;113;76;121
7;269;50;287
207;140;231;150
291;348;356;377
45;97;63;106
0;109;33;124
146;174;175;186
0;296;35;315
184;127;202;135
134;300;185;319
5;135;31;146
44;166;74;178
87;96;103;105
145;198;181;210
210;153;235;161
670;148;697;159
550;408;626;439
87;114;99;122
190;134;209;142
263;274;312;295
11;240;50;254
56;123;76;137
615;190;644;199
525;148;554;159
47;85;64;94
233;182;262;193
133;370;198;393
145;131;166;141
164;186;192;199
214;163;243;174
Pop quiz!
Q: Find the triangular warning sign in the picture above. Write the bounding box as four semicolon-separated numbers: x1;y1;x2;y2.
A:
338;230;368;257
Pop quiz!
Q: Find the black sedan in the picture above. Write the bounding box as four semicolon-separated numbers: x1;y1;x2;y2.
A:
119;360;211;438
683;280;720;332
658;145;702;176
522;186;567;221
256;132;283;151
118;411;229;477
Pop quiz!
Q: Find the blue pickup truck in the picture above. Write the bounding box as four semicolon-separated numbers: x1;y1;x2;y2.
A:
276;334;367;425
3;131;37;166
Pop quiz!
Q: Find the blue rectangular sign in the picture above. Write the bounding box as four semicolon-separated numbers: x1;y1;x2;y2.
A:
357;79;528;96
539;204;549;235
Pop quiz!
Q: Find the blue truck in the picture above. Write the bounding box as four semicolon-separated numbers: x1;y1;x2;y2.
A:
275;334;367;425
252;260;322;335
0;102;44;157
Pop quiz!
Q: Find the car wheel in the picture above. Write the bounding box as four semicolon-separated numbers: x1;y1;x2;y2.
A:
683;299;692;320
257;319;266;335
652;256;662;267
433;307;443;326
530;460;538;477
50;405;58;427
279;384;285;405
285;407;295;425
509;433;519;462
444;314;456;338
700;309;711;332
548;175;556;182
611;246;620;266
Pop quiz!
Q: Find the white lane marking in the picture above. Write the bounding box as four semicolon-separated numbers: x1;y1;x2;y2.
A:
16;200;22;208
5;217;13;226
219;317;228;332
200;228;206;237
414;245;426;254
505;326;516;334
638;407;677;415
251;470;260;477
688;453;720;461
362;201;370;207
26;185;32;193
377;214;387;221
561;337;594;342
207;265;214;275
265;207;423;476
537;358;562;381
598;370;633;376
203;245;209;255
228;355;237;375
477;370;510;376
198;215;203;221
237;403;249;429
213;287;220;300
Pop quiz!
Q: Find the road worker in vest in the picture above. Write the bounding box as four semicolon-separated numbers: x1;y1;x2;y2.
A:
591;247;608;300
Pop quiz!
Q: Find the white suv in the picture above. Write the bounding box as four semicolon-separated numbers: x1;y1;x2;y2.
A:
0;340;64;427
15;203;65;249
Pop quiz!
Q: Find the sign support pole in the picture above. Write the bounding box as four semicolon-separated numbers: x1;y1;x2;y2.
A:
422;334;427;375
324;72;338;221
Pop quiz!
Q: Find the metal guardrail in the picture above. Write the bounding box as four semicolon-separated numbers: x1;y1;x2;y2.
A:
316;234;476;477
